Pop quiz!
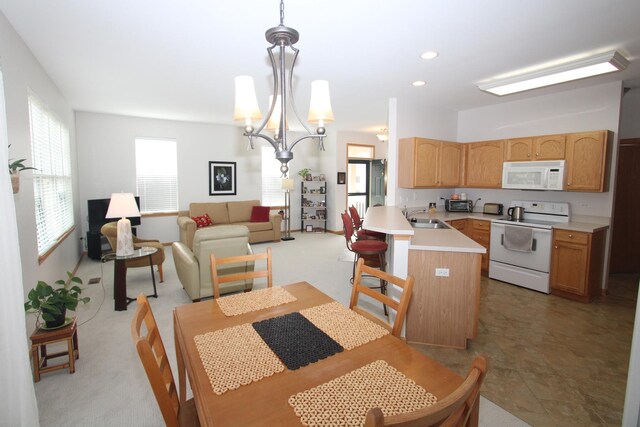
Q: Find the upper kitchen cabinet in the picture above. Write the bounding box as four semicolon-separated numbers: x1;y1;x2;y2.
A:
398;137;462;188
565;131;610;192
464;140;504;188
505;135;566;161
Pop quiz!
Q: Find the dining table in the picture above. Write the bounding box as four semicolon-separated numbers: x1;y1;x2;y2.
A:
173;281;477;426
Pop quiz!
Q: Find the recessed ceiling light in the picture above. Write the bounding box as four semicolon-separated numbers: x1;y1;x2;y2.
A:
420;51;438;60
412;81;426;87
478;50;629;96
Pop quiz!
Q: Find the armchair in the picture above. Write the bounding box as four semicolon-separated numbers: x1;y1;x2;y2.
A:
100;222;166;282
172;225;254;301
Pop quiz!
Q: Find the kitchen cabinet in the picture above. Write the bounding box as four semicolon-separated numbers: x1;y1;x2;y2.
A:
550;229;606;303
398;137;462;188
463;140;504;188
469;219;490;273
504;135;566;161
446;219;469;236
565;131;609;192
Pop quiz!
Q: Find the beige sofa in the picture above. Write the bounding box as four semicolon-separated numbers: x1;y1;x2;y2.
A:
177;200;281;249
172;225;254;301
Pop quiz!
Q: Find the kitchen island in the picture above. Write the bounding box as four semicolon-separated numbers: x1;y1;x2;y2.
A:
363;206;485;349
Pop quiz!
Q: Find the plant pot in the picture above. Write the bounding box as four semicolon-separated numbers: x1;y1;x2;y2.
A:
11;171;19;194
43;306;67;328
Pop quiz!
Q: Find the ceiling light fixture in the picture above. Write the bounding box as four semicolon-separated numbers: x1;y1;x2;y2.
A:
233;0;334;177
376;129;388;142
412;80;426;87
478;50;629;96
420;51;438;60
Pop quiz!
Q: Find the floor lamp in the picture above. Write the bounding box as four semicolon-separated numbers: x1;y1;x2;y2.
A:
281;178;295;241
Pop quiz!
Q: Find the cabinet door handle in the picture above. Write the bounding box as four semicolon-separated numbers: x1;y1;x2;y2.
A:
554;245;558;249
568;234;573;238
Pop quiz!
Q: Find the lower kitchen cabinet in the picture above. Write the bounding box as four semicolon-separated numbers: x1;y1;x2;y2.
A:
469;220;490;273
446;219;469;236
550;228;606;302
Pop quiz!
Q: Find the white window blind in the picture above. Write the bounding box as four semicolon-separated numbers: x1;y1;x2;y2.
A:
135;138;178;213
28;93;74;256
261;146;286;206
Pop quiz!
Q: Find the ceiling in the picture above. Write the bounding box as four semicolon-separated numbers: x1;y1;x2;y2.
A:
1;0;640;133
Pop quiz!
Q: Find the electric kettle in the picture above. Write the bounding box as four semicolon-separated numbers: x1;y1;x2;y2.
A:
507;206;525;221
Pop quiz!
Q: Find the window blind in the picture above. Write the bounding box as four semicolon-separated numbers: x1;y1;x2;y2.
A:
135;138;178;213
28;93;74;256
261;146;286;206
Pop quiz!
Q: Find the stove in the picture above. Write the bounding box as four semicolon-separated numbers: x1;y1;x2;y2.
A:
489;201;570;293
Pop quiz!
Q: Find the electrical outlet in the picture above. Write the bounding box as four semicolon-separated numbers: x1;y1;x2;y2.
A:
435;268;449;277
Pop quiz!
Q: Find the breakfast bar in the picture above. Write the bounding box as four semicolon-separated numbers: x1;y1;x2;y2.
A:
363;206;485;348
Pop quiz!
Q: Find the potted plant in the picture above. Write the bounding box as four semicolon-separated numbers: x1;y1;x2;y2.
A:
8;144;36;194
298;168;311;181
24;272;90;329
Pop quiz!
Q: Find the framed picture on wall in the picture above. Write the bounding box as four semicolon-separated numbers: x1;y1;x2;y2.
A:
209;161;236;196
337;172;346;184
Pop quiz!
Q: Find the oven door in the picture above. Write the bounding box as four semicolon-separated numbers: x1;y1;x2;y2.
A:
489;222;552;272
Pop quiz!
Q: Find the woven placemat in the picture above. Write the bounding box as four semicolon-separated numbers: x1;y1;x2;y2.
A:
300;302;390;350
252;312;344;370
216;286;297;316
288;360;437;426
194;323;284;395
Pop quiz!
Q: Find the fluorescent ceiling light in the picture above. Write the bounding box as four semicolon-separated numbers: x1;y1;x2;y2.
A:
478;50;629;96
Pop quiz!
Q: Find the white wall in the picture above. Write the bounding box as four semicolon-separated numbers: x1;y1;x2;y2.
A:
0;11;81;303
75;111;323;242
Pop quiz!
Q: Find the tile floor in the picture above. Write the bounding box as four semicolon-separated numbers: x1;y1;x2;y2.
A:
411;273;638;426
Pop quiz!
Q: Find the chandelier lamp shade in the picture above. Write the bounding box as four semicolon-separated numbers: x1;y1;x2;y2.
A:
478;50;629;96
105;192;141;257
233;0;334;177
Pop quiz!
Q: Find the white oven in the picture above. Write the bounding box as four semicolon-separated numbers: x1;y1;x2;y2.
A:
502;160;565;190
489;201;570;294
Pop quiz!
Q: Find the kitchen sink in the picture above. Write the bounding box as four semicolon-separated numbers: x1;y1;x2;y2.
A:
409;218;451;229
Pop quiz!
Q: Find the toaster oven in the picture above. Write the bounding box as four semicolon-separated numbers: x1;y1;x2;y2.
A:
445;199;473;212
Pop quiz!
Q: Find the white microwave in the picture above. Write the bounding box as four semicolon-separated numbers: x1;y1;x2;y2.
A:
502;160;565;191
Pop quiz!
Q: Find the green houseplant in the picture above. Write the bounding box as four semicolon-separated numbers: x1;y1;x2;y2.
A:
298;168;311;180
24;272;90;329
8;144;36;194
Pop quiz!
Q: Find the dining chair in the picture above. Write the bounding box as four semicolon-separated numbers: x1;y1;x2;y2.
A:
348;205;386;240
210;247;273;299
350;258;414;337
364;354;489;427
341;211;388;285
130;294;200;427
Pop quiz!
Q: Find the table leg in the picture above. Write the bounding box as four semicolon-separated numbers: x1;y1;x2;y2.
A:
148;254;158;298
174;311;186;404
114;259;128;311
32;345;40;382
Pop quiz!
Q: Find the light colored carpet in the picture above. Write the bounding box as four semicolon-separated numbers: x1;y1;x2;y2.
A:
33;232;528;426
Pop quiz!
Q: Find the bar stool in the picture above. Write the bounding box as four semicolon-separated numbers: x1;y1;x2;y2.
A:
30;317;79;382
348;205;386;240
341;212;389;314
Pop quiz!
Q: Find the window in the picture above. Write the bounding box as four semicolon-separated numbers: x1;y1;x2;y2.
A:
135;138;178;213
261;146;286;206
28;92;74;257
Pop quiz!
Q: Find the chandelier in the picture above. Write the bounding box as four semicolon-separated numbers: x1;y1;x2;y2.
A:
233;0;334;177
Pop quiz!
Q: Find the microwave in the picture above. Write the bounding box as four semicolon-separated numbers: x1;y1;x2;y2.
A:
445;199;473;212
502;160;565;191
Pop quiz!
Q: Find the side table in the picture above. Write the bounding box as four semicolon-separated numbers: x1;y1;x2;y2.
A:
102;247;158;311
30;317;79;382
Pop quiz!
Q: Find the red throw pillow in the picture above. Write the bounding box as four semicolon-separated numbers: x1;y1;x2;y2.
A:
192;214;213;228
250;206;271;222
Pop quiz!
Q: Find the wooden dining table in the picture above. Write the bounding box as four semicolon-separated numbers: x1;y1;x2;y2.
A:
173;281;476;426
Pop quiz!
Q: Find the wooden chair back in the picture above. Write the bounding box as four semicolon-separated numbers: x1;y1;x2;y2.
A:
131;294;181;427
210;247;272;299
364;354;489;427
349;258;414;337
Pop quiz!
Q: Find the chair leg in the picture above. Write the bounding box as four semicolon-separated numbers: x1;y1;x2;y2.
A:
158;263;164;283
379;252;388;316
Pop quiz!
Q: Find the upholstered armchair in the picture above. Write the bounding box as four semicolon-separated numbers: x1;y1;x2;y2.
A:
100;222;166;282
172;225;254;301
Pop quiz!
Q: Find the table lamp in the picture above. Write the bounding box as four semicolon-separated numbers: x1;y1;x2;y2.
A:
105;193;141;256
281;178;295;241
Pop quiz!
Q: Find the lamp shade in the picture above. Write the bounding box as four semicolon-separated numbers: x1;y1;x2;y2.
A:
233;76;262;122
106;193;141;219
281;178;295;191
307;80;334;125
